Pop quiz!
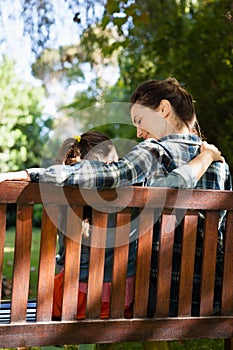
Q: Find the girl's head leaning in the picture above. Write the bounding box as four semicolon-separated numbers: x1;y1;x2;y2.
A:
56;130;118;165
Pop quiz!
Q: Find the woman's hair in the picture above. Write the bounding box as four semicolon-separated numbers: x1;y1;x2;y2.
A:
56;130;117;165
130;77;201;135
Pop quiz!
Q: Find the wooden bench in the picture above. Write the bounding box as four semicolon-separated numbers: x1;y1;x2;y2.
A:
0;181;233;349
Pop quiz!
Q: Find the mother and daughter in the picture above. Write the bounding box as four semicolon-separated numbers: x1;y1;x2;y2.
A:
0;77;231;321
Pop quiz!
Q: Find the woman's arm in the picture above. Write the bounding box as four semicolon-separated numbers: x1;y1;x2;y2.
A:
188;141;224;180
151;142;224;188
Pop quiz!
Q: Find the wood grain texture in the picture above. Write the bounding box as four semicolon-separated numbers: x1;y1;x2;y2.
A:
86;210;108;318
11;204;33;322
110;209;131;318
0;204;6;298
134;208;154;317
36;206;58;321
62;205;83;320
178;211;198;316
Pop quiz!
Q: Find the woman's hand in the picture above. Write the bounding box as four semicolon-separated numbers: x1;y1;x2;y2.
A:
200;141;225;163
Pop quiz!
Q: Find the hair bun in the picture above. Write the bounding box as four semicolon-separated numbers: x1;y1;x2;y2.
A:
166;77;181;88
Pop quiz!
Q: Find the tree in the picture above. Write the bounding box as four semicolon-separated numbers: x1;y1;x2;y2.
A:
52;0;233;168
1;0;232;170
96;0;233;170
173;0;233;168
0;56;52;172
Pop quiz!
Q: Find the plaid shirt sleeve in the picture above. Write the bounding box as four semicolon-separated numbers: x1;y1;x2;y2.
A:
27;141;198;189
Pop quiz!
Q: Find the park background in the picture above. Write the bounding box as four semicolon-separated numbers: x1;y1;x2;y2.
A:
0;0;232;349
0;0;232;174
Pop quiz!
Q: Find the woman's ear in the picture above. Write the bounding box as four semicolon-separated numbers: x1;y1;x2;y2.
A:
158;99;171;118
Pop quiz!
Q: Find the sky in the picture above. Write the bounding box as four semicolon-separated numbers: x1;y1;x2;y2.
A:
0;0;119;115
1;0;86;83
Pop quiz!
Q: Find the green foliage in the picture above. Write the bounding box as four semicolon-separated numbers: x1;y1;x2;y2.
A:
95;0;233;171
31;46;85;88
3;0;232;171
172;0;233;169
58;1;232;172
0;56;52;172
62;83;138;152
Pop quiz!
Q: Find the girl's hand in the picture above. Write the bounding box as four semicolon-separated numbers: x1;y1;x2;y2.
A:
200;141;225;163
0;173;9;183
81;219;90;238
0;171;31;183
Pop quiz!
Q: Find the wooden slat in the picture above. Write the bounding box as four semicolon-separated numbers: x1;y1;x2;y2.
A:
155;211;176;317
0;204;7;298
62;205;83;320
200;211;219;316
134;208;154;317
221;211;233;315
110;209;131;318
86;210;108;318
178;211;198;316
11;204;33;322
224;338;233;350
36;206;58;321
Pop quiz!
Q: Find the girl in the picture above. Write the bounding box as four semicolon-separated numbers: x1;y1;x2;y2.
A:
52;130;136;320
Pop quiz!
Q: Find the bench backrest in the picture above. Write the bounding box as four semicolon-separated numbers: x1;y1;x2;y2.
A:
0;181;233;348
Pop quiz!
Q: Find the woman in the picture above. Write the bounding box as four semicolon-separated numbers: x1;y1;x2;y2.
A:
129;77;232;316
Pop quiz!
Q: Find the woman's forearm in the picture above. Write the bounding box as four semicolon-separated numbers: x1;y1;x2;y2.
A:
189;147;224;181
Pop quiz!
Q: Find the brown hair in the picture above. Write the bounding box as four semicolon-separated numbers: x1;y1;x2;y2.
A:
56;130;117;165
130;77;201;135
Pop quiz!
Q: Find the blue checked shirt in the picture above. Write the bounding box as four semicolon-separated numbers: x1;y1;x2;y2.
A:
28;134;231;192
28;134;232;315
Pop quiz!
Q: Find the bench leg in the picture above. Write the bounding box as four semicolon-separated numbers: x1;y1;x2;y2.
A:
97;344;120;350
224;338;233;350
142;341;171;350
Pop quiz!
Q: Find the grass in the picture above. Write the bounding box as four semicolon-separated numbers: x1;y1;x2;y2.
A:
3;226;41;298
0;340;225;350
1;228;225;350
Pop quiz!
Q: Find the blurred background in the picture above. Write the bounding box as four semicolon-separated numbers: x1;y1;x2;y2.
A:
0;0;232;172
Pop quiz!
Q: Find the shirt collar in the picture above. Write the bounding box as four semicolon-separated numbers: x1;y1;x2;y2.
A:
158;134;202;145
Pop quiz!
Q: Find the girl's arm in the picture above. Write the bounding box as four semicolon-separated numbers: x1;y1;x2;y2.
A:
0;170;30;182
0;142;224;188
